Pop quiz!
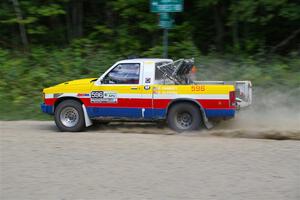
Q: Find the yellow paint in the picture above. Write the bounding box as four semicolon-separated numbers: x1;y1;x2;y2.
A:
154;85;234;95
43;78;234;96
43;78;96;94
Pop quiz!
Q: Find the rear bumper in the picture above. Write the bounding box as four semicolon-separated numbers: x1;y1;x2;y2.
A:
41;103;54;115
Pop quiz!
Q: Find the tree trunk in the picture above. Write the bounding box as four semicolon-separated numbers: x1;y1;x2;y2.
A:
270;28;300;54
213;3;225;53
66;0;83;41
71;0;83;38
66;3;72;42
11;0;28;48
232;13;240;51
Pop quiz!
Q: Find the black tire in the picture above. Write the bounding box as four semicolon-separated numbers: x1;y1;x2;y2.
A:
167;102;202;132
54;99;85;132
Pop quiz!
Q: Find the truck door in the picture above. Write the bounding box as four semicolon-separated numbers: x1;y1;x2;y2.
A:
89;62;145;119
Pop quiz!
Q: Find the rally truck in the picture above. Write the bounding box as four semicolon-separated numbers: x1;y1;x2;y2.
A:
41;58;252;132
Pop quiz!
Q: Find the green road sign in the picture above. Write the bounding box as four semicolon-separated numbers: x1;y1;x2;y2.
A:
151;0;183;13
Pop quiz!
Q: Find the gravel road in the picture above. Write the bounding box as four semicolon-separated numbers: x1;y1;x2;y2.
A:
1;121;300;200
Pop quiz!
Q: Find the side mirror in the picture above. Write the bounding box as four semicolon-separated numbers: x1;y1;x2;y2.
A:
100;78;108;84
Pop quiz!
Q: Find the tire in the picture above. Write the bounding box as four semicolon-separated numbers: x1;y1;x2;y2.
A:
54;99;85;132
167;102;202;132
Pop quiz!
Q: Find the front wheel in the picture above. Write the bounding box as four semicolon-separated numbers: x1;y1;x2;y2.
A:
54;100;85;132
167;103;202;132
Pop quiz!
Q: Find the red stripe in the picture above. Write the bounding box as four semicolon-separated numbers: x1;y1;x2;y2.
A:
152;99;231;109
45;98;234;109
81;98;153;108
198;99;231;109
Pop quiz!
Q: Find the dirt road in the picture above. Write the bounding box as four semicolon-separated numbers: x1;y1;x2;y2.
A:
1;121;300;200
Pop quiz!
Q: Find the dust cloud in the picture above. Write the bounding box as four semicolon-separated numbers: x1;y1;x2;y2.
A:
209;88;300;140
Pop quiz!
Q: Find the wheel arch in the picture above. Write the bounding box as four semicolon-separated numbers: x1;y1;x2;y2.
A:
167;98;204;116
166;98;211;129
54;97;83;111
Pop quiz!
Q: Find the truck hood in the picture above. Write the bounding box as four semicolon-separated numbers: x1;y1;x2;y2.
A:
59;78;97;86
43;78;97;93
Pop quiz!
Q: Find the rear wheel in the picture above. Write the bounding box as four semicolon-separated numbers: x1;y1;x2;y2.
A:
54;100;85;132
167;102;202;132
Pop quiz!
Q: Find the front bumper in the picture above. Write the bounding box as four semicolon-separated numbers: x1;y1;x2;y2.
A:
41;103;54;115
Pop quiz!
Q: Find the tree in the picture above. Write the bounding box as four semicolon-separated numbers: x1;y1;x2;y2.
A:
11;0;28;48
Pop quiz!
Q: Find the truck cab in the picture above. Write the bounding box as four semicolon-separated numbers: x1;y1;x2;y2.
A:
41;58;252;132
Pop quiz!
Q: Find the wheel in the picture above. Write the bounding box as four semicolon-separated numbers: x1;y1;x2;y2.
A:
167;102;202;132
54;100;85;132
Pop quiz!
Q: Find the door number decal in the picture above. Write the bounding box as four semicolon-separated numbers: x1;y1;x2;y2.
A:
91;91;117;103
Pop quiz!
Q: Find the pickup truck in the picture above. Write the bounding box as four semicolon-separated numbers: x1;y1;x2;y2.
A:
41;58;252;132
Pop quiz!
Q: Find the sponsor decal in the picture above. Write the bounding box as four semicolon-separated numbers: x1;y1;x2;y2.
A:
77;93;89;97
153;87;158;94
156;86;177;94
145;78;151;83
91;91;117;103
144;85;151;90
53;93;63;98
191;85;206;92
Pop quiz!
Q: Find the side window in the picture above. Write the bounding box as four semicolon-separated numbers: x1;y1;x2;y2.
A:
103;63;140;84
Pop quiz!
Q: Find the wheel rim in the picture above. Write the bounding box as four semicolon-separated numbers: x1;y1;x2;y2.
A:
176;112;193;129
60;107;79;127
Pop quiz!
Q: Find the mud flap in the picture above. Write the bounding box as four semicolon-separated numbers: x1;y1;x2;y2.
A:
82;104;93;127
200;109;214;129
203;116;214;129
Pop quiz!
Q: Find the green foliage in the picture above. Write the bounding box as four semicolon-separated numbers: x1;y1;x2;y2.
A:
0;44;299;119
0;45;120;119
279;3;300;20
28;4;66;17
197;54;300;90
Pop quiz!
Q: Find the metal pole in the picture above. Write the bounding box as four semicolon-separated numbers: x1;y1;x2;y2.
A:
163;28;168;58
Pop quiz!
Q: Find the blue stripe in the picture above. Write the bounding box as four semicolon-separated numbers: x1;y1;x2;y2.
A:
86;107;234;119
86;107;166;119
205;109;235;118
41;104;235;119
41;103;54;115
41;104;234;119
153;109;167;119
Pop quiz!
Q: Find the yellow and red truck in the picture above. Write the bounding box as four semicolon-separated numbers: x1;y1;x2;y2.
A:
41;58;252;132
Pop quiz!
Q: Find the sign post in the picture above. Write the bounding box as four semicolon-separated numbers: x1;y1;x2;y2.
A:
150;0;183;58
159;13;173;58
163;29;168;58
